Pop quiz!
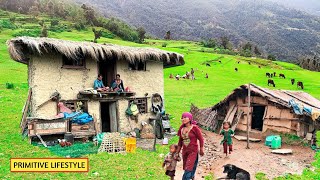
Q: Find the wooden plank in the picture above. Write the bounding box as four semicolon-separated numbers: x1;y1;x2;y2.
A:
271;149;293;154
20;88;32;133
36;133;48;148
234;135;261;142
231;110;243;131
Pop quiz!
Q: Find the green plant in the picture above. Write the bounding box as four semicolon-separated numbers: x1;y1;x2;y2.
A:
5;83;14;89
12;29;41;37
280;133;309;146
0;19;16;29
162;42;167;47
256;172;268;180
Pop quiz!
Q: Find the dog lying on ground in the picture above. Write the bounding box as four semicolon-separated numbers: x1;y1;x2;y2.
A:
217;164;250;180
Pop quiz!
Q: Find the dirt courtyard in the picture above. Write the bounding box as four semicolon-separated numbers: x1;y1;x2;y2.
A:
175;130;315;179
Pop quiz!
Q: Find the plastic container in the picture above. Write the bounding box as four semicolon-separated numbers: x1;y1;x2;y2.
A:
163;138;168;145
125;138;137;153
64;132;74;144
265;135;277;147
271;136;282;149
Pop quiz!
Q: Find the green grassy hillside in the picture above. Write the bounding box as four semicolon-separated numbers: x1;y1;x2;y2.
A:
1;10;320;179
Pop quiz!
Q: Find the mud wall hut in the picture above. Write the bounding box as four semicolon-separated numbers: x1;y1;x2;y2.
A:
8;37;184;136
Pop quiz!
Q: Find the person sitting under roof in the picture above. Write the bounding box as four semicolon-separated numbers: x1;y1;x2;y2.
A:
110;74;124;90
93;74;109;92
111;79;124;93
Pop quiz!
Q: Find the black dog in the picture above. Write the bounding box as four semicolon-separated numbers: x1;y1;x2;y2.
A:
217;164;250;180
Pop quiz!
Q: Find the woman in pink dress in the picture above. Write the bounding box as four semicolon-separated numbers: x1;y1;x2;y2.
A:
177;112;204;180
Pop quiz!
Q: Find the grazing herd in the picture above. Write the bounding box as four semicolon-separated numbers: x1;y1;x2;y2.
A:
170;59;306;90
266;72;304;89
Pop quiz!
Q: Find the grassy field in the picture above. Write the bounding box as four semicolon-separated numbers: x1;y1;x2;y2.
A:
1;11;320;179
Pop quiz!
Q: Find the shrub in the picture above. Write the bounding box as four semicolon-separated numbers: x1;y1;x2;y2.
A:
0;19;16;29
201;39;217;48
101;31;115;39
162;42;167;47
5;83;14;89
74;22;87;31
50;19;59;27
13;29;41;37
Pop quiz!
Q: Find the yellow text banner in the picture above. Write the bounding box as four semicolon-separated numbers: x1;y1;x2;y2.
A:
10;158;88;172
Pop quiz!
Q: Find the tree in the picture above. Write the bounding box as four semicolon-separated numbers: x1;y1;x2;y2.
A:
47;0;54;17
92;28;102;43
254;46;262;56
40;24;48;37
29;5;39;18
137;27;146;43
201;38;217;48
220;36;232;50
267;54;276;61
81;4;98;25
165;31;171;40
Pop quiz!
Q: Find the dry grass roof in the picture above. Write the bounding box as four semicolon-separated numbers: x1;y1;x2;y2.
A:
7;37;185;65
212;84;320;112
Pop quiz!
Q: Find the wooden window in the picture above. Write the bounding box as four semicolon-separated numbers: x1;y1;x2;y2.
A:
128;61;146;71
129;98;148;114
60;100;88;112
62;54;85;69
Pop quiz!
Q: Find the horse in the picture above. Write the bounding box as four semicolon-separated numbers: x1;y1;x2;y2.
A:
268;79;275;87
291;78;295;85
279;73;286;79
266;72;271;78
297;81;304;89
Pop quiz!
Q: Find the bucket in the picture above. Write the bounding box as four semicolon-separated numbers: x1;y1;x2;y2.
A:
271;136;282;149
64;132;74;144
163;138;168;145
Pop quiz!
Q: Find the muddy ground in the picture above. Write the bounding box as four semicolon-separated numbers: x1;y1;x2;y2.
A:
174;130;315;179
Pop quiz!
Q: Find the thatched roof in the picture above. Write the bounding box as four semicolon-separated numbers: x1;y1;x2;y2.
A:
7;37;185;65
212;84;320;112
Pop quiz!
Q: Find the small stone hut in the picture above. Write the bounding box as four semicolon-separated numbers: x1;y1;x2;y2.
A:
7;37;184;138
192;84;320;138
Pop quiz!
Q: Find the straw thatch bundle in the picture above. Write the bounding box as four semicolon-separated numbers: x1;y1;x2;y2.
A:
7;37;184;65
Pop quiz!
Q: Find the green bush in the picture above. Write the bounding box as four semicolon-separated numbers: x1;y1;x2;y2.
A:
215;49;237;55
12;29;41;37
0;19;17;29
201;39;217;48
5;83;14;89
74;22;87;31
162;42;167;47
101;31;115;39
49;24;71;33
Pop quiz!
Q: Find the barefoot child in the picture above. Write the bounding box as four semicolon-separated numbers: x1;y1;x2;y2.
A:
162;144;181;180
220;122;234;156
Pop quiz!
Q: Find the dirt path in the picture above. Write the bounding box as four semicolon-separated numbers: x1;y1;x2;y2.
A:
175;130;315;179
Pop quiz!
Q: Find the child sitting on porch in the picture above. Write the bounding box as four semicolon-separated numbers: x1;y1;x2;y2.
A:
220;122;234;156
162;144;181;180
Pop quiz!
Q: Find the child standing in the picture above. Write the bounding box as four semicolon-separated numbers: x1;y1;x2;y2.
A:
163;144;181;180
220;122;234;156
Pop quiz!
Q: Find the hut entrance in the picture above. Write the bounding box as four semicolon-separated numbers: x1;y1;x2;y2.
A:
251;106;265;131
99;60;116;88
101;102;118;132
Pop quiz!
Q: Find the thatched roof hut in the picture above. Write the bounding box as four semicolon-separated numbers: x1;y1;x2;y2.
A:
7;37;185;66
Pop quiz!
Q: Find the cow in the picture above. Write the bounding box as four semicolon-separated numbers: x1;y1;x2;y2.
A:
291;78;295;85
206;63;211;67
235;68;238;72
266;72;270;78
279;73;286;79
297;81;304;89
268;79;275;87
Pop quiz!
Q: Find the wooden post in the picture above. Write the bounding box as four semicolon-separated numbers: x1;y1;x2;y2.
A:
246;84;251;149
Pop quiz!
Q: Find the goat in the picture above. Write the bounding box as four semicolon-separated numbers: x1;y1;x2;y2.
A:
297;81;304;89
266;72;270;78
268;79;275;87
279;73;286;79
291;78;295;85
